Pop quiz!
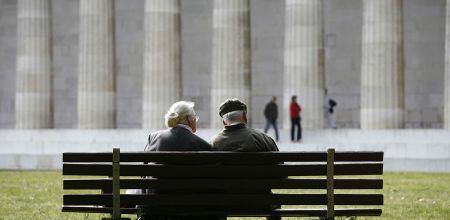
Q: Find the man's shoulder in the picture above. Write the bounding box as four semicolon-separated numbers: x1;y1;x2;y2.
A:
210;130;232;151
245;127;273;142
246;127;267;136
218;126;267;139
246;128;278;151
209;131;224;144
210;127;278;152
210;130;225;140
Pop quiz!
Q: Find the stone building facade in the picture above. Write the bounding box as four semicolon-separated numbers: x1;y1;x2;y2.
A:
0;0;447;129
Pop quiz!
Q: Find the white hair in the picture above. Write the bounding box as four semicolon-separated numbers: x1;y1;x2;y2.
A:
165;101;196;128
222;110;245;125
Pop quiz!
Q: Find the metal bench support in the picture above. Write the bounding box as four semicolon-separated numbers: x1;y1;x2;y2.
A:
112;148;121;220
327;148;335;220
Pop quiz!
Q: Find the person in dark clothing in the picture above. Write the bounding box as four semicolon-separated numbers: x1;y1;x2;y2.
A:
145;101;211;152
138;101;221;220
146;124;210;152
210;98;281;220
263;96;279;141
210;98;279;152
290;95;302;142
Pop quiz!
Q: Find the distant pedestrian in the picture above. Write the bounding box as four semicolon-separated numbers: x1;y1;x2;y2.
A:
264;96;279;141
324;89;337;129
289;95;302;142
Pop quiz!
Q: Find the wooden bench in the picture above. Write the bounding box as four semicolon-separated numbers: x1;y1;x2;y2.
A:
62;148;384;220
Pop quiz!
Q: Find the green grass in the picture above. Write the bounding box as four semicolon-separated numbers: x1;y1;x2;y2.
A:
0;172;449;220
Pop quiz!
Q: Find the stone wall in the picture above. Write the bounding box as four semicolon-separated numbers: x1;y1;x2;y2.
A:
0;0;446;129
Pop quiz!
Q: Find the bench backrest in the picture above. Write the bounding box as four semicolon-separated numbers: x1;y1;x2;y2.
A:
62;148;383;219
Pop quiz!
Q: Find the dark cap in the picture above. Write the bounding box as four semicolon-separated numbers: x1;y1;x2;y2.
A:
219;98;247;117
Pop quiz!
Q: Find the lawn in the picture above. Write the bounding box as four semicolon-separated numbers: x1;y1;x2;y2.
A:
0;171;449;220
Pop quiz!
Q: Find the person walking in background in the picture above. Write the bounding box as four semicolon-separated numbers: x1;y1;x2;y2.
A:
324;88;337;129
290;95;302;142
263;96;279;142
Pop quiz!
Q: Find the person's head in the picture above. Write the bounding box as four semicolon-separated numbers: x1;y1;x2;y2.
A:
291;95;297;103
218;98;248;126
165;101;199;132
271;96;277;102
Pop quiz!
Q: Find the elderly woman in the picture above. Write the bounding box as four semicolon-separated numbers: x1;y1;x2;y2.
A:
139;101;219;220
145;101;211;152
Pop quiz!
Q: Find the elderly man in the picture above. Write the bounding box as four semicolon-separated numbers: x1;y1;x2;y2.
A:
210;98;279;152
210;98;280;220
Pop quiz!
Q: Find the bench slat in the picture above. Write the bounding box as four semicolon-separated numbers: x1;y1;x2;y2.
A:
61;206;382;216
64;194;383;206
141;208;383;217
64;178;383;190
63;163;383;177
62;206;138;214
63;151;383;163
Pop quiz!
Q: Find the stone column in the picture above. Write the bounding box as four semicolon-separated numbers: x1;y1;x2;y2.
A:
142;0;181;129
283;0;325;129
210;0;251;128
77;0;115;129
360;0;404;129
15;0;53;129
445;0;450;129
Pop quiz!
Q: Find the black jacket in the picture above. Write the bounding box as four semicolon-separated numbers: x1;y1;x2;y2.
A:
147;126;211;152
210;123;279;152
264;101;278;122
141;127;219;220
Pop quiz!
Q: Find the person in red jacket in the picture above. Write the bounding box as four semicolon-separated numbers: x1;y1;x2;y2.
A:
289;95;302;142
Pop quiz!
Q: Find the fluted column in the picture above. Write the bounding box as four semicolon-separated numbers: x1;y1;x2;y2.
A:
142;0;181;129
77;0;115;129
283;0;325;129
210;0;251;128
360;0;404;129
445;0;450;129
15;0;52;129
